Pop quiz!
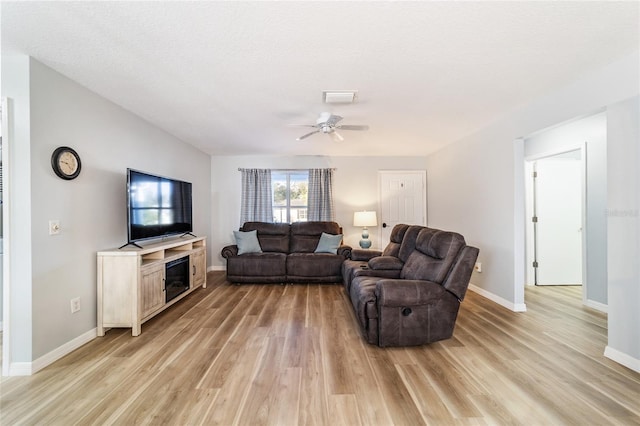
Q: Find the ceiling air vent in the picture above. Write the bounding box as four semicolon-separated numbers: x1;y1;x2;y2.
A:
323;90;357;104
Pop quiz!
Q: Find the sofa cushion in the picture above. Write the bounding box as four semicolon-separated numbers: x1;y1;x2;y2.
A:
314;232;343;254
233;230;263;255
287;252;344;279
290;221;341;253
382;224;410;257
401;229;465;283
242;222;290;253
397;225;425;262
226;252;287;279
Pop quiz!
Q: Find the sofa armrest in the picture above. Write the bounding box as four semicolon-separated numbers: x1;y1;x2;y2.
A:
442;246;479;301
368;256;403;271
337;245;353;259
375;279;450;307
221;245;239;258
354;268;402;281
350;248;383;261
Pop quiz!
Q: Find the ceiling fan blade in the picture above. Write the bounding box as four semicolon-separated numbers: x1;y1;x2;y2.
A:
330;131;344;142
296;130;320;140
336;124;369;131
288;124;318;128
326;114;343;126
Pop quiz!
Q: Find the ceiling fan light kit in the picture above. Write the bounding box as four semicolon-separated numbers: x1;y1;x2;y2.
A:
323;90;357;104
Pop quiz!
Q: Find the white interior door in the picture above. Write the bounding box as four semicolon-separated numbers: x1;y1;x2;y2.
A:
534;154;583;285
379;171;426;248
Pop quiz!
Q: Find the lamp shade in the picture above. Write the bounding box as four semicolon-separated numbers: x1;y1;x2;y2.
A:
353;211;378;227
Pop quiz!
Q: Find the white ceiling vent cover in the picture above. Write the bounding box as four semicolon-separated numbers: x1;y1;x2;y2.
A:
323;91;357;104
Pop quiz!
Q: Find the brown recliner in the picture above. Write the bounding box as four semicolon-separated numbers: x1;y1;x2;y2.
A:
347;227;479;347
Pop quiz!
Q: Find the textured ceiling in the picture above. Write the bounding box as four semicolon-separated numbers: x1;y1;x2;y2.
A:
2;1;639;156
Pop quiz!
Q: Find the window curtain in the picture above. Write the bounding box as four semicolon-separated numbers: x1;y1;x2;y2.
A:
307;168;335;221
240;168;273;223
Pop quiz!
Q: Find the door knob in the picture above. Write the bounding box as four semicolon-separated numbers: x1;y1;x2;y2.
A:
382;223;387;228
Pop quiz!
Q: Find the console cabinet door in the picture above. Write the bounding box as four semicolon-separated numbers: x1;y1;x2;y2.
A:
191;248;206;288
141;264;164;318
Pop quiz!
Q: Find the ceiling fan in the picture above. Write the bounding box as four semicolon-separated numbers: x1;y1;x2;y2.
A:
290;112;369;142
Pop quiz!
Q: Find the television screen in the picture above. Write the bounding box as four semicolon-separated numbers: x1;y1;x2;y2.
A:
127;169;193;243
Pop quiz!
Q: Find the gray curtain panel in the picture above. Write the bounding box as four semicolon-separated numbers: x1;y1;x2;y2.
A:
308;168;335;221
240;168;273;223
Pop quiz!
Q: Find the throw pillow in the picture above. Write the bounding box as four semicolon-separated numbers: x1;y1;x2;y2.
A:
314;232;343;254
234;230;263;255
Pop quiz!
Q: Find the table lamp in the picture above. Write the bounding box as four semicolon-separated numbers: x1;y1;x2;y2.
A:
353;211;378;249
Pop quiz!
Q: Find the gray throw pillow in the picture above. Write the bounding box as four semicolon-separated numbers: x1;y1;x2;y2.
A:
314;232;342;254
234;230;263;255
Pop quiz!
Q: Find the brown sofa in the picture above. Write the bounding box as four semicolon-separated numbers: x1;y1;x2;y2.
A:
221;221;352;284
346;225;479;347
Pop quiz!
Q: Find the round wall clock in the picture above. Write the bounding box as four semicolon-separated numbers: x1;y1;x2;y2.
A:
51;146;82;180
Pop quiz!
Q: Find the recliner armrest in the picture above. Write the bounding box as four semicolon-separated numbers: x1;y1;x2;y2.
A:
221;245;239;258
337;245;353;259
375;279;451;307
368;256;403;271
350;249;382;261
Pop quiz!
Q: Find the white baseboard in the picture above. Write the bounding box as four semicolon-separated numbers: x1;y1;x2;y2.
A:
584;298;608;313
604;346;640;373
208;265;225;271
32;328;97;374
468;283;527;312
8;328;97;376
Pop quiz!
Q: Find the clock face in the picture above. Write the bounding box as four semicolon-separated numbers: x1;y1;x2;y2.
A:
58;151;79;175
51;147;82;180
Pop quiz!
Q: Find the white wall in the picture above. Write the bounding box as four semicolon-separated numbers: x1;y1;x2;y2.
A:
210;155;427;269
4;56;212;367
606;95;640;371
426;51;639;369
525;112;607;306
1;55;34;363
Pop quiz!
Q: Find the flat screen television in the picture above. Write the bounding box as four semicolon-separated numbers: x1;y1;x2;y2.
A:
125;169;193;246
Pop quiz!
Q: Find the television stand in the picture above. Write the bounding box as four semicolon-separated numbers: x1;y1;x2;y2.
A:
97;236;207;336
181;232;197;238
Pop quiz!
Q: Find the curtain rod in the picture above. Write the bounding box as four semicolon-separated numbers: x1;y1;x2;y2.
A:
237;168;336;171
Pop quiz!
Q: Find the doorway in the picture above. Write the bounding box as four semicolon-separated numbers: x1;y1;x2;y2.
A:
526;150;584;287
378;171;427;247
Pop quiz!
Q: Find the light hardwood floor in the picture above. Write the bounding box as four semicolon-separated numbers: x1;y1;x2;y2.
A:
1;272;639;425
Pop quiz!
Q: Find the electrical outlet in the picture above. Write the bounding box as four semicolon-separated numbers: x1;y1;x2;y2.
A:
49;220;61;235
70;297;81;313
474;262;482;273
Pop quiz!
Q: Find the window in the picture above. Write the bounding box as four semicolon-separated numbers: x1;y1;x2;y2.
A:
272;171;308;223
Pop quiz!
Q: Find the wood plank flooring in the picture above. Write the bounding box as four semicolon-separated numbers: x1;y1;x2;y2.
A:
1;272;639;425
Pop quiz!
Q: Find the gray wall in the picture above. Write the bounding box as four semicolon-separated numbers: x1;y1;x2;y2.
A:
426;51;639;368
210;155;427;269
524;112;608;306
4;56;212;362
